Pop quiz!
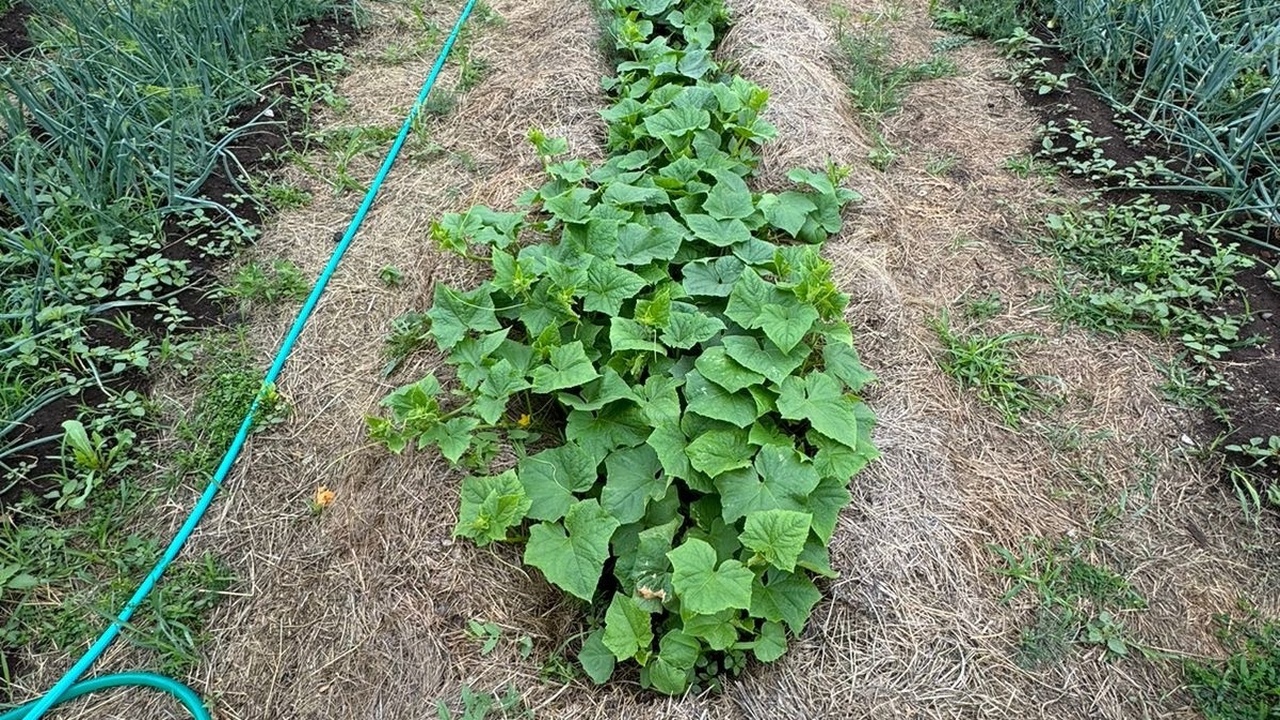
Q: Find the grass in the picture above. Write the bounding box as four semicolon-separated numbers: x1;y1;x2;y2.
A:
991;537;1147;666
931;310;1057;426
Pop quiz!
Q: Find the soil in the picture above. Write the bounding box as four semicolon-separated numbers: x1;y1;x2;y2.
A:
1015;35;1280;484
0;1;31;55
0;17;359;496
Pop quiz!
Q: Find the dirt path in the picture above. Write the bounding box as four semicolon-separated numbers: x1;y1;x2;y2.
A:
17;0;1277;718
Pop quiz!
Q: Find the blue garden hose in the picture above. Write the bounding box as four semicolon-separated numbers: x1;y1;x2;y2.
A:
1;1;478;717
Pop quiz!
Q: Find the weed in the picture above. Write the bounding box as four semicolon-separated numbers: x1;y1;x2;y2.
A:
436;684;531;720
931;310;1056;426
378;265;406;288
1185;613;1280;720
174;331;287;477
422;90;460;118
466;619;503;655
991;537;1146;665
260;182;314;211
962;291;1004;321
1036;197;1257;367
1002;153;1056;182
868;140;897;172
925;154;959;177
929;0;1023;39
225;259;311;310
836;19;958;117
381;311;433;377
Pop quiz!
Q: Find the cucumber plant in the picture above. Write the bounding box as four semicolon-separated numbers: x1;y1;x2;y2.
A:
368;0;878;695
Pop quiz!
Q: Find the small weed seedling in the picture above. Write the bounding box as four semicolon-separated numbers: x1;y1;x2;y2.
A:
466;619;503;655
436;684;531;720
382;311;433;377
962;291;1004;321
378;265;406;288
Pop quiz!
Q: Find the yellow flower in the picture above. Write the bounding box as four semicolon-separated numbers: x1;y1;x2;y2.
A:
314;485;336;508
517;413;532;428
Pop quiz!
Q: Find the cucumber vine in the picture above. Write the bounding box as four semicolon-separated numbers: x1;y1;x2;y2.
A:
368;0;878;695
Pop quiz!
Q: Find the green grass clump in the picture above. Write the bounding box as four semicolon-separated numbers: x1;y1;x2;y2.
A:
931;310;1056;426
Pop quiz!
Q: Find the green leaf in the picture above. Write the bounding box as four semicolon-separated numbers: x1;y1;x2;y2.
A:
647;424;692;481
615;216;684;266
798;536;838;578
756;302;819;353
617;517;680;605
517;443;598;521
752;620;787;662
531;341;599;393
684;213;752;247
661;309;725;349
566;404;650;464
559;368;641;412
810;430;878;481
602;445;667;524
645;630;700;695
823;339;875;391
544;187;594;224
723;265;769;319
703;173;755;220
721;334;810;386
643;106;711;141
634;285;672;328
668;538;754;615
777;373;860;448
427;285;501;351
805;475;852;543
423;416;479;462
579;630;616;684
455;470;531;545
603;181;668;207
749;569;822;634
475;358;531;423
603;592;655;662
682;256;744;297
739;510;812;572
583;257;648;316
759;191;818;237
695;345;765;393
448;330;508;389
682;610;739;651
637;374;684;426
610;317;663;353
685;427;752;478
677;47;714;79
717;444;818;523
684;370;758;428
524;499;620;601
